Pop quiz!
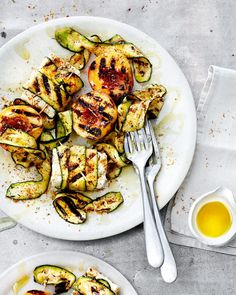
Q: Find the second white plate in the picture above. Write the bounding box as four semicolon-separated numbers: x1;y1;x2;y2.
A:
0;251;137;295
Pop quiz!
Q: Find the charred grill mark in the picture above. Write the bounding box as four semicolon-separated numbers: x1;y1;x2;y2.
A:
100;57;106;68
77;97;92;109
90;61;96;71
79;124;101;137
101;111;113;121
32;77;41;94
13;109;40;118
68;163;80;172
56;197;84;219
26;291;48;295
110;58;116;70
121;66;126;73
54;84;63;107
70;172;83;183
42;74;51;95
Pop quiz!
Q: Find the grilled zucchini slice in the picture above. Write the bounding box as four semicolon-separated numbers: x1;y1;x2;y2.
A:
57;145;70;190
58;110;72;136
103;131;125;154
107;163;122;180
6;146;51;200
73;277;115;295
69;35;101;70
33;265;76;294
55;27;143;58
88;50;133;102
85;148;98;191
118;98;151;132
84;192;124;214
117;99;132;130
40;54;83;95
55;192;92;208
0;128;37;151
132;56;152;83
53;196;87;224
55;27;84;52
0;105;43;139
72;91;117;141
24;71;71;112
68;145;86;192
12;148;45;168
96;151;108;190
133;84;166;118
96;143;126;168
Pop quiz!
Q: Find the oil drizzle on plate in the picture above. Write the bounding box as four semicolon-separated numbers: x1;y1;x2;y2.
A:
15;42;30;60
12;275;29;295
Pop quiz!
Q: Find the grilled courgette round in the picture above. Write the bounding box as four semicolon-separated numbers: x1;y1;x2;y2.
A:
88;50;133;102
72;91;117;141
0;105;43;139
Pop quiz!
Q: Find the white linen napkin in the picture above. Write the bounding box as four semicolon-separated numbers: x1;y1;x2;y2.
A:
164;65;236;255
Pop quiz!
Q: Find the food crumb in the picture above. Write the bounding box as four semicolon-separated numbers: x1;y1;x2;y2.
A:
1;32;7;38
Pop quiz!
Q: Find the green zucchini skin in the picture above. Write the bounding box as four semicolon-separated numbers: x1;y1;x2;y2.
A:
6;146;51;200
132;56;152;83
55;192;92;208
133;84;166;118
103;131;125;154
33;264;76;294
0;128;37;150
96;143;126;168
11;148;45;168
53;196;87;224
84;192;124;214
73;276;115;295
55;27;143;58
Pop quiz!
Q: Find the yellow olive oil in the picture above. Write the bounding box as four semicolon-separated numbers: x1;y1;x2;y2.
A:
196;201;232;238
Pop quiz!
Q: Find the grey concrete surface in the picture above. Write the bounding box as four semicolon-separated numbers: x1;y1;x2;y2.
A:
1;0;236;294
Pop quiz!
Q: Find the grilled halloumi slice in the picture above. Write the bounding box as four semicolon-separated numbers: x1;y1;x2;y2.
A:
97;151;108;190
72;91;117;141
39;53;83;95
88;49;133;102
51;145;108;192
0;105;43;139
24;70;70;112
21;90;57;119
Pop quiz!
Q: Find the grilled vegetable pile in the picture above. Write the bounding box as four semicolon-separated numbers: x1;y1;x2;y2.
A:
0;26;167;226
24;264;119;294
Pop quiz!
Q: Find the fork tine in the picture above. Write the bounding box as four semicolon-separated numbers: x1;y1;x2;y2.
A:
133;131;141;151
148;120;161;161
141;127;149;149
124;134;130;153
127;133;134;153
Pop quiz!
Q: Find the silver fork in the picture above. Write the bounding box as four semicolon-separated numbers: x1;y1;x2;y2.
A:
124;122;164;268
146;120;177;283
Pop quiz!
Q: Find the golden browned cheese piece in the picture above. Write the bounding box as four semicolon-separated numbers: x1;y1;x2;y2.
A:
72;91;118;141
88;49;133;103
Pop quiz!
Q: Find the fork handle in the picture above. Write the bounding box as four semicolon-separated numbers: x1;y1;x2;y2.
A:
148;182;177;283
138;168;164;268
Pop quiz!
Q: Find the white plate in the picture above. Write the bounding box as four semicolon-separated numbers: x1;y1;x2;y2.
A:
0;250;137;295
0;16;196;240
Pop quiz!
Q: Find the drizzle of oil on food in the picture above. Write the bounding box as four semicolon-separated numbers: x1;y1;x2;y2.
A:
78;261;85;273
12;275;29;295
15;43;30;60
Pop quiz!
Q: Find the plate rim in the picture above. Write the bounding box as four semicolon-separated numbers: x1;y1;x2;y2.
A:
0;16;197;240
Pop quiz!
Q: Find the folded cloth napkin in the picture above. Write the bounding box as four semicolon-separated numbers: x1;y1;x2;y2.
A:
164;65;236;255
